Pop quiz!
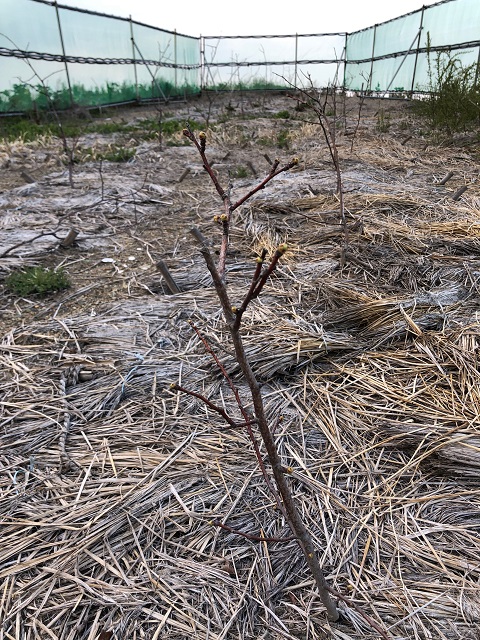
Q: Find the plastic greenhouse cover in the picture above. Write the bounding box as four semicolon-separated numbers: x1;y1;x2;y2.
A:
1;0;478;107
421;0;480;48
1;0;63;54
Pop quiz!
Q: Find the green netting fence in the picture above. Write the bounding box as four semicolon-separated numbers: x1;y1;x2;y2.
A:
0;0;200;112
202;0;479;94
345;0;480;93
0;0;478;113
201;33;347;91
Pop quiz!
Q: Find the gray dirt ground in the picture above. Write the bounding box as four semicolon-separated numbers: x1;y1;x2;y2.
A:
1;92;480;640
0;93;477;332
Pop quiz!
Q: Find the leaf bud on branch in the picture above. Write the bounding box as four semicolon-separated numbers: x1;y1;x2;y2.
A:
269;159;280;175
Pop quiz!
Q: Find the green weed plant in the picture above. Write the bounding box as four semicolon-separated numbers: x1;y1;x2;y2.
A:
0;80;200;114
376;109;391;133
414;39;480;132
6;267;70;297
273;110;291;119
231;166;249;178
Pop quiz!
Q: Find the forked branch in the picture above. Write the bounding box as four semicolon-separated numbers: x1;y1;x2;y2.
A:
183;125;297;280
180;127;339;621
194;233;340;621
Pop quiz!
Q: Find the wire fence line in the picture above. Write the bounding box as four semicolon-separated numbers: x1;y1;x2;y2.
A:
0;0;478;112
0;47;198;68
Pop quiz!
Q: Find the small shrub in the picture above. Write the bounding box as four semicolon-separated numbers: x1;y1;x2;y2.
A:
376;109;391;132
294;101;307;112
273;110;291;119
158;118;202;136
414;39;480;132
102;147;136;162
231;166;249;178
79;145;136;162
0;118;53;142
0;115;138;143
276;130;290;150
6;267;70;297
133;117;202;143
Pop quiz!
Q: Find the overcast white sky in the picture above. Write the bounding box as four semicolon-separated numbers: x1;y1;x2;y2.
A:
57;0;441;36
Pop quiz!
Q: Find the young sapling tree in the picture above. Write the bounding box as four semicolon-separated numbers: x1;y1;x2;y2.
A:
177;124;340;622
172;122;394;639
299;85;347;248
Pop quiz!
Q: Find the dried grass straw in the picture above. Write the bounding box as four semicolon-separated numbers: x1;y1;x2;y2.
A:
1;100;480;639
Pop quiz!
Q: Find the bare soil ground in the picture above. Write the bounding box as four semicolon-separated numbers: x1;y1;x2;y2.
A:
1;92;480;639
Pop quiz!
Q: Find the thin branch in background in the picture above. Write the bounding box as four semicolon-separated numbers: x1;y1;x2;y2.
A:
23;73;78;188
202;39;222;128
98;159;105;200
0;229;64;258
1;33;79;188
349;79;369;153
294;79;349;265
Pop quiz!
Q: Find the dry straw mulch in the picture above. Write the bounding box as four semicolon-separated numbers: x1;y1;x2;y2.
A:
1;95;480;639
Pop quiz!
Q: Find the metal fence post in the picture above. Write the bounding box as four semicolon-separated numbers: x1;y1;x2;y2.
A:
474;45;480;87
130;17;139;101
54;1;73;107
200;36;205;91
174;29;178;90
368;24;377;92
410;5;425;95
294;33;298;88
